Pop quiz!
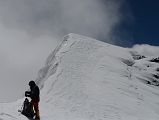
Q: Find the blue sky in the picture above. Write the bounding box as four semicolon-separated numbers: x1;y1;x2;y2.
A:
125;0;159;46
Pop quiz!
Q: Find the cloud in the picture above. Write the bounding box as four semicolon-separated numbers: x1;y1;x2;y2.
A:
132;44;159;57
0;24;58;102
0;0;124;42
0;0;126;102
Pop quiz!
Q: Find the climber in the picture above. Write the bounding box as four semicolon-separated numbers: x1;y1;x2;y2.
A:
25;80;40;120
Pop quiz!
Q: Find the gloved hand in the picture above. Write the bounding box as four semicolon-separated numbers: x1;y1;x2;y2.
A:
25;91;31;97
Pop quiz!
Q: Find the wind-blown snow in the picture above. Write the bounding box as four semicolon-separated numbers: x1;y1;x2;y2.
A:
1;33;159;120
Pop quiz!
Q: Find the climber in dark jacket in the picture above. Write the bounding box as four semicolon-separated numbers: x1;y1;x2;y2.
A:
25;81;40;120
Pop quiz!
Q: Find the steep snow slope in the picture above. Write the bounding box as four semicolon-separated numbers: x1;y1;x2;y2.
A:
1;33;159;120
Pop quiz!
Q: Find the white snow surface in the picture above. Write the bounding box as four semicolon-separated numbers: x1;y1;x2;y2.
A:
1;33;159;120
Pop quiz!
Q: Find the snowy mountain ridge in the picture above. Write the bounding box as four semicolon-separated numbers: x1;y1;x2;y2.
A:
1;33;159;120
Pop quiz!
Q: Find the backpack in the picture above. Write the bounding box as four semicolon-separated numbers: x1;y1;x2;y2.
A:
21;98;35;119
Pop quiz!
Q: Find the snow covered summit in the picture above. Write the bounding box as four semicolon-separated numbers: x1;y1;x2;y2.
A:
1;33;159;120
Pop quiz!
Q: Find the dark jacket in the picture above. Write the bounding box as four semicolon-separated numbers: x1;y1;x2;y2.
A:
26;85;40;102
